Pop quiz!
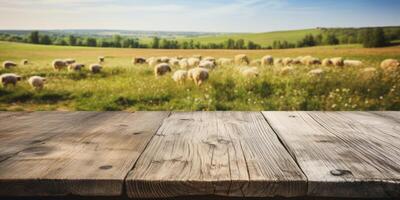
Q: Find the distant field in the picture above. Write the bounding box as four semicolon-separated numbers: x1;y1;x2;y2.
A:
175;29;321;46
0;41;399;111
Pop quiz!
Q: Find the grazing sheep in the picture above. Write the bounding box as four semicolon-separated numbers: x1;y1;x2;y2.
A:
154;63;171;77
0;73;21;87
274;58;283;66
192;55;202;60
240;67;259;78
132;57;146;64
64;58;76;65
261;55;274;66
98;56;105;63
344;60;363;67
360;67;377;80
21;59;29;65
2;61;17;69
89;64;102;73
188;57;200;67
380;59;400;72
179;58;189;69
301;56;321;66
217;58;233;66
330;57;344;67
282;57;293;66
199;60;216;70
68;63;85;72
169;58;180;66
202;57;216;64
250;59;261;66
52;59;67;71
280;66;294;75
28;76;46;90
308;68;324;77
235;54;250;65
292;57;302;65
172;70;188;84
322;58;333;67
147;57;162;67
160;57;170;63
188;68;209;86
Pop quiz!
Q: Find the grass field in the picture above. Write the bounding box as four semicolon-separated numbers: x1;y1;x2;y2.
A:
0;41;399;111
176;29;322;47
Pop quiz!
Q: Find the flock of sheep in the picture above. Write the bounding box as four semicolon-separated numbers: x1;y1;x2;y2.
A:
1;54;399;90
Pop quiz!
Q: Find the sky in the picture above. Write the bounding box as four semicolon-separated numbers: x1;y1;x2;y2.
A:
0;0;399;33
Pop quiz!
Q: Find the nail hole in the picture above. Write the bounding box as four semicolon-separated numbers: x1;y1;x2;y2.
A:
289;115;296;118
99;165;113;170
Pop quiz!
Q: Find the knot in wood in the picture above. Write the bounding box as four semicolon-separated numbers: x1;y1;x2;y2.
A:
330;169;352;176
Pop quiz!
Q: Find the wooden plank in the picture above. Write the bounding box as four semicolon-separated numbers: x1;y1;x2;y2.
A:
371;111;400;123
126;112;307;198
0;111;169;197
262;111;400;198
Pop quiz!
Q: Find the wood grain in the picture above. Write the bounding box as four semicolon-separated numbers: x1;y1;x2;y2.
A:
126;112;306;198
0;111;169;196
262;111;400;198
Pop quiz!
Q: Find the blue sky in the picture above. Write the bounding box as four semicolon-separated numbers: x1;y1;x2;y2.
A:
0;0;399;32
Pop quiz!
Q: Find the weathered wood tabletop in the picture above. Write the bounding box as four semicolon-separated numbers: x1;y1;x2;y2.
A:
0;111;399;199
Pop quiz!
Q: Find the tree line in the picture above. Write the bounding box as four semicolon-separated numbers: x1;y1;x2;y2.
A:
0;27;397;50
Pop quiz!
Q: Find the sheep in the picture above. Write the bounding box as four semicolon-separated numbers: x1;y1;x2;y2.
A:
172;70;188;84
188;57;200;67
147;57;162;67
28;76;46;90
0;73;22;87
344;60;363;67
322;58;333;67
52;59;67;71
261;55;274;66
250;59;261;66
179;58;189;69
192;55;202;60
280;66;294;76
282;57;293;66
308;68;324;77
2;61;17;69
154;63;171;77
169;58;180;66
188;68;209;86
199;60;216;70
68;63;85;72
274;58;283;66
330;57;344;67
360;67;377;80
64;58;76;65
292;57;302;65
160;57;170;63
21;59;29;65
217;58;233;66
89;64;102;73
202;56;216;63
240;67;259;78
98;56;105;63
235;54;250;65
132;57;146;64
380;59;400;72
301;56;321;66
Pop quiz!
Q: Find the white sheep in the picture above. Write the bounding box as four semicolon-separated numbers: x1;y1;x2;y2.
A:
234;54;249;65
360;67;377;80
172;70;188;84
282;57;293;66
179;58;189;69
308;68;324;77
64;58;76;65
28;76;46;90
250;59;261;66
169;58;180;66
2;61;17;69
199;60;216;70
154;63;171;77
0;73;22;87
380;59;399;72
217;58;233;66
292;57;302;65
322;58;333;67
147;57;162;67
274;58;283;66
202;56;216;63
280;66;294;75
344;60;363;67
68;63;85;72
89;64;102;73
188;68;209;86
132;57;146;64
330;57;344;67
192;55;202;60
160;57;170;63
52;59;67;71
261;55;274;66
301;56;321;66
240;67;259;78
188;57;200;67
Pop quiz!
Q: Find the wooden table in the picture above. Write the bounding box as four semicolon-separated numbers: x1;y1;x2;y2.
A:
0;111;399;199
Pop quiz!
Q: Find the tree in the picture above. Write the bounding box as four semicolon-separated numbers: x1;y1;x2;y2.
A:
362;28;388;48
224;39;235;49
151;37;160;49
324;34;339;45
68;35;77;46
39;35;52;45
113;35;122;47
29;31;40;44
235;39;245;49
85;37;97;47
